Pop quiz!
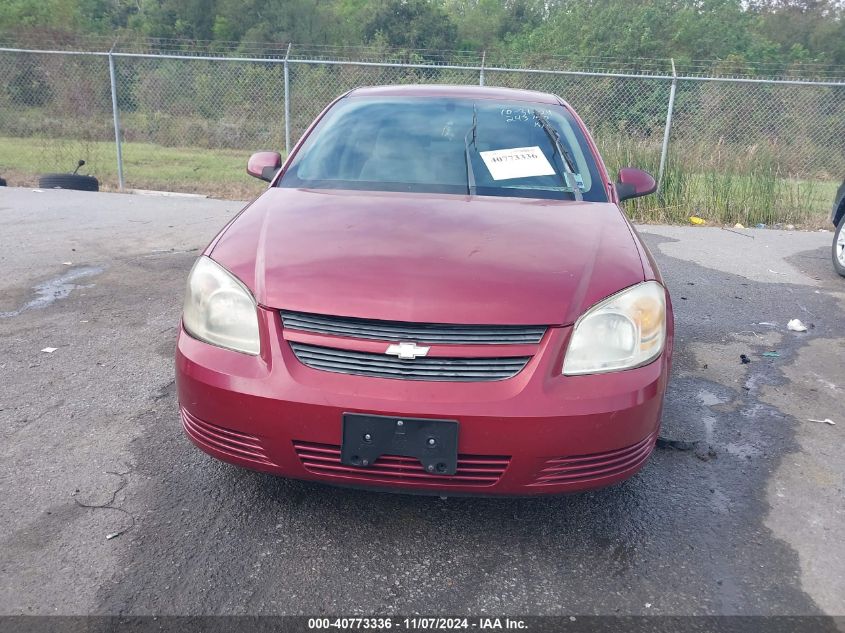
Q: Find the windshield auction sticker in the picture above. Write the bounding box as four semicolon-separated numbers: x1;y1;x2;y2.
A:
479;146;556;181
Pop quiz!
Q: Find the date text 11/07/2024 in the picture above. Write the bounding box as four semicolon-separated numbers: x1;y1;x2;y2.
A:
306;617;528;630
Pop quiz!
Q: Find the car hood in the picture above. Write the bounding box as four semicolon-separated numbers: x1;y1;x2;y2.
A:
210;188;645;326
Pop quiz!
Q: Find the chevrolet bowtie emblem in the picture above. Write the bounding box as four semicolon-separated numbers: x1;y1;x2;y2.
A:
385;342;430;360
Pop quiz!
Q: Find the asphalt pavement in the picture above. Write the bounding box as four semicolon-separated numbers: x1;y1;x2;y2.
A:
0;187;843;617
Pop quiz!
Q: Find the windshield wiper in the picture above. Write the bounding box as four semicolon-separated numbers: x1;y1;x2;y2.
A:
533;109;583;201
464;105;477;196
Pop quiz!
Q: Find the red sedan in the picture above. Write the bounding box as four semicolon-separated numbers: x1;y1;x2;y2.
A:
176;85;673;496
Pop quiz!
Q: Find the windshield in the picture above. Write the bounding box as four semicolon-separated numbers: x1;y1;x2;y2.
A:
278;96;607;202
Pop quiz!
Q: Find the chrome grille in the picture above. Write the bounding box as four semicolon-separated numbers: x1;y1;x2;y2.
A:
289;342;529;381
281;310;546;344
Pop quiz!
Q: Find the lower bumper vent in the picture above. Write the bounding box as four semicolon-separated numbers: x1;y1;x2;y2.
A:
529;433;657;486
181;408;272;466
294;441;509;487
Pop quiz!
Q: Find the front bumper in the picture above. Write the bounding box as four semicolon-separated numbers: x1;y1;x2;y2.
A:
176;308;670;496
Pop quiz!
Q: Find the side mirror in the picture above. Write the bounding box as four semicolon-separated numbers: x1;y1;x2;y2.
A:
616;167;657;201
247;151;283;182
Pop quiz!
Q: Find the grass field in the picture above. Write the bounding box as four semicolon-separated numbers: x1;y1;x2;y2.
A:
0;135;838;228
0;136;267;200
598;138;839;228
625;168;838;228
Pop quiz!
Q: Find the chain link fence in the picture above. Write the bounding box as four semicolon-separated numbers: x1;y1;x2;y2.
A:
1;43;843;224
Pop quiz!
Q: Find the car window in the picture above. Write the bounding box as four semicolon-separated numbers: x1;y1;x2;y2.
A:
279;96;608;202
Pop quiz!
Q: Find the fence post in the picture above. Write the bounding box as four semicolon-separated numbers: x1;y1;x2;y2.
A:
479;51;486;86
107;51;125;191
284;43;292;156
657;58;677;192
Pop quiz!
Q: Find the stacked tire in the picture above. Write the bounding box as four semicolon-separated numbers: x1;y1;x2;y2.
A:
38;173;99;191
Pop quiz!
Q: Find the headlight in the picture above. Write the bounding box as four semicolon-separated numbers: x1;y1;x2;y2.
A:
182;256;260;355
563;281;666;375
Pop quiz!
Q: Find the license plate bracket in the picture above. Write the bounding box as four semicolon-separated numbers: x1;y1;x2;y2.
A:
341;413;459;475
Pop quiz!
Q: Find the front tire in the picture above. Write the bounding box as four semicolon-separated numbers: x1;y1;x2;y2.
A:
834;214;845;278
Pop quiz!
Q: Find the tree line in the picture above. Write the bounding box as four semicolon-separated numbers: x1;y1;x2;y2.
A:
3;0;845;76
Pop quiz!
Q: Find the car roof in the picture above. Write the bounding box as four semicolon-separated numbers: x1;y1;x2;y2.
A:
347;84;563;105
